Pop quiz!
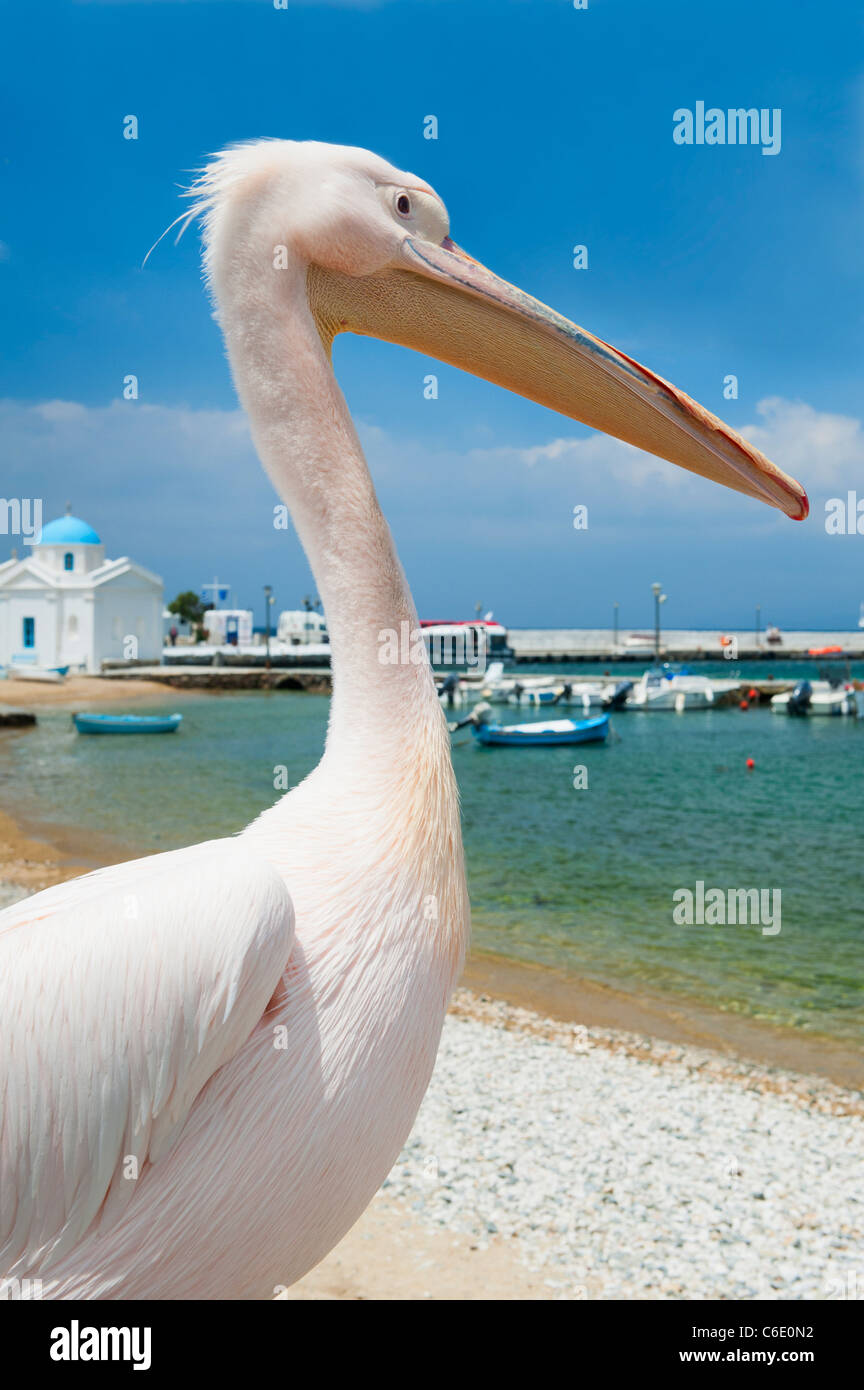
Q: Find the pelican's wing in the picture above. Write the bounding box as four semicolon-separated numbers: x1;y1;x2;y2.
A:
0;838;294;1273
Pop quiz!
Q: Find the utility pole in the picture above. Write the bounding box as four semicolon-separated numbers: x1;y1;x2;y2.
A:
652;582;667;659
264;585;273;669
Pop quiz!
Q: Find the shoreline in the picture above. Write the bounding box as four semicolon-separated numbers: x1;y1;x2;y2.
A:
461;952;863;1092
1;795;860;1092
0;674;201;710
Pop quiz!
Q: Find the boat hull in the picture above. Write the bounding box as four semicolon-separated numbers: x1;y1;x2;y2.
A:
630;669;715;710
472;714;609;746
73;713;183;735
631;690;714;710
771;690;863;717
7;666;69;683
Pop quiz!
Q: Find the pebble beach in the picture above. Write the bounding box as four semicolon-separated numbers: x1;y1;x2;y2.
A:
371;992;864;1300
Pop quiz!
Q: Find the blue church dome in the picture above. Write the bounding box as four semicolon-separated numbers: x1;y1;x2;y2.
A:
37;515;102;545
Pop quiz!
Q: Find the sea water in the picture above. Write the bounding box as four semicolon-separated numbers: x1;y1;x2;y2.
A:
1;673;861;1043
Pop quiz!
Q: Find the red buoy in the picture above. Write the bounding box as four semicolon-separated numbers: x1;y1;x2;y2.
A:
739;699;749;711
746;757;755;770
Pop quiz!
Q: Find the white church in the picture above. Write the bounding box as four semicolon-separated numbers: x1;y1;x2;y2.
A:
0;509;164;674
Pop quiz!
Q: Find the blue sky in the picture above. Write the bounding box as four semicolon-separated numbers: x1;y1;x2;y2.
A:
1;0;862;629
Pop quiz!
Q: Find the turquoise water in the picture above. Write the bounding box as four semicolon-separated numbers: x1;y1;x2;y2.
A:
1;683;862;1043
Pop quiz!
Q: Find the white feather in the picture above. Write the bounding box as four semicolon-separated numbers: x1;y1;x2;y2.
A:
0;839;294;1273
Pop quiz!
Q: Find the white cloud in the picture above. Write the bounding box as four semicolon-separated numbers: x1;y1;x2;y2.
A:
0;395;268;572
0;393;859;623
465;397;864;510
4;393;855;542
741;397;864;489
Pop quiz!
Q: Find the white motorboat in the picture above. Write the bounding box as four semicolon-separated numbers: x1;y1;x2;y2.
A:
630;665;715;711
480;674;631;712
771;679;864;717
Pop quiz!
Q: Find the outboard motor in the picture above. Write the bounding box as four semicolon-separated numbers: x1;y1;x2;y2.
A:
552;682;573;706
448;700;492;734
604;679;633;711
787;679;812;716
439;673;460;708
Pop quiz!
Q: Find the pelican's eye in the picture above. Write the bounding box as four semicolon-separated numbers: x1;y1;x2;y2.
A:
379;184;450;243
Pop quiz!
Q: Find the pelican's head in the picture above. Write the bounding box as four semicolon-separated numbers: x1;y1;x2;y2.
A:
190;139;808;520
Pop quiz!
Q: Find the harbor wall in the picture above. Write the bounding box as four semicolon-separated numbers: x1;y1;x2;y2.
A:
508;629;864;662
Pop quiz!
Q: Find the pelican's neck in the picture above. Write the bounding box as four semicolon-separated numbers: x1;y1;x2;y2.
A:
215;249;440;761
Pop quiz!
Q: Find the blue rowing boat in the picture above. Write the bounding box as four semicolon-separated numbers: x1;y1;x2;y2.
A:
471;713;609;747
73;713;183;735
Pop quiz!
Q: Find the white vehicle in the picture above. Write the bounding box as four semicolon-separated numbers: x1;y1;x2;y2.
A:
277;610;329;646
630;666;715;711
419;615;513;668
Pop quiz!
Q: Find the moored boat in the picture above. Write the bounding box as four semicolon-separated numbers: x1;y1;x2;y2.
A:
630;665;715;711
479;671;631;712
6;665;69;683
471;713;610;746
73;712;183;735
771;681;863;717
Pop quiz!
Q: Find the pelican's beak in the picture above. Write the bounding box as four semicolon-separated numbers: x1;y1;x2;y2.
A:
307;236;808;519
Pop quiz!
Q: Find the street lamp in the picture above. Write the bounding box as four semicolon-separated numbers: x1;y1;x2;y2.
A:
263;584;274;668
755;604;762;651
612;601;619;655
652;582;667;659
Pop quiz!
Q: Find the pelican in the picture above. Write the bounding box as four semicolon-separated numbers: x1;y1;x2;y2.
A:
0;140;807;1300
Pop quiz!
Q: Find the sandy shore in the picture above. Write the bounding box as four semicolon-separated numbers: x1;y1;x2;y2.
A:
1;796;861;1299
0;674;195;710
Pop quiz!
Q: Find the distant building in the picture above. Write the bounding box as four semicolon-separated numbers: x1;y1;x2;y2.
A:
0;510;163;673
202;609;254;647
277;609;329;646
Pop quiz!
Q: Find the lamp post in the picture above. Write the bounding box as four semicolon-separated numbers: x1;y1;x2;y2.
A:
612;601;619;655
652;582;667;659
263;585;273;669
755;604;762;651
